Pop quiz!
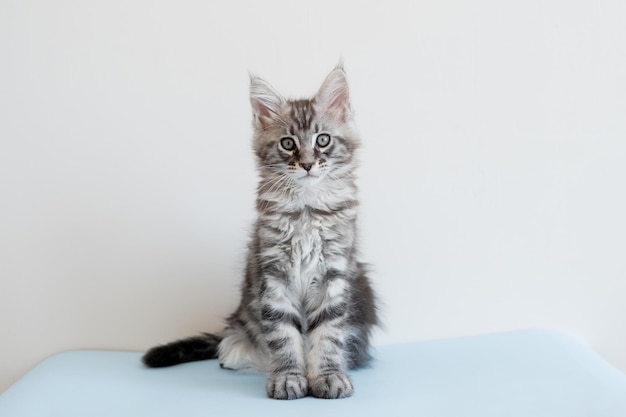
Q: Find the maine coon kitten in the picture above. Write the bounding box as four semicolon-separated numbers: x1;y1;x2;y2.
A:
143;66;378;400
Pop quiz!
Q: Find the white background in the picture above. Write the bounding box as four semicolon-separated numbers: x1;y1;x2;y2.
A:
1;0;625;393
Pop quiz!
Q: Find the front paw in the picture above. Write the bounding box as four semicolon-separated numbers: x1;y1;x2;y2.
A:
308;372;354;399
266;374;308;400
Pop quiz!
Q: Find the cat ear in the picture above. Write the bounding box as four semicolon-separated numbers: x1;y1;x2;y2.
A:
315;66;352;122
249;75;285;130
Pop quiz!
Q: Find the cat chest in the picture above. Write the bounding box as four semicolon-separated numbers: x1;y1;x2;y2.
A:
260;213;349;295
289;217;325;278
275;215;335;294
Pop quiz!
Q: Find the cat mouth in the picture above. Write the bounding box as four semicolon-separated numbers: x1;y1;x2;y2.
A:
296;172;321;182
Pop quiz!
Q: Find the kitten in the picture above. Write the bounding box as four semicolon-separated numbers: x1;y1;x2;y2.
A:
143;66;378;400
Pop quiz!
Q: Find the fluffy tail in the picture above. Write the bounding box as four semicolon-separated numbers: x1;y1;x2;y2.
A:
142;333;222;368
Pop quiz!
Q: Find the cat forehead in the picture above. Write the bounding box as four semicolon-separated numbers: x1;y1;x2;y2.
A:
287;99;317;132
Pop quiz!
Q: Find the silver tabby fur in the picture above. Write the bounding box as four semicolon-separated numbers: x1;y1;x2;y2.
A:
143;66;378;400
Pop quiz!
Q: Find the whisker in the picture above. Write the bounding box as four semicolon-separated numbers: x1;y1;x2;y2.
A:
258;172;293;212
328;173;357;207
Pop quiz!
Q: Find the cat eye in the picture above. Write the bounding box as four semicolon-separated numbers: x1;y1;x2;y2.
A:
280;137;296;151
316;133;331;148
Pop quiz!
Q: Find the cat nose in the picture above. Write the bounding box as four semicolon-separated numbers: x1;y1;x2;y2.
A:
300;162;313;172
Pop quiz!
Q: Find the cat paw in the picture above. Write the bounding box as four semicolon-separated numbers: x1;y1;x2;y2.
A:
308;372;354;399
266;374;308;400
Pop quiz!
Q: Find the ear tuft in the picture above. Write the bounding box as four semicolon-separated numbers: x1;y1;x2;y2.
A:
250;77;284;130
315;67;351;122
335;57;345;71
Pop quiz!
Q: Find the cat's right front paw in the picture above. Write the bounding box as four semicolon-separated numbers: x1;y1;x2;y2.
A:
266;374;308;400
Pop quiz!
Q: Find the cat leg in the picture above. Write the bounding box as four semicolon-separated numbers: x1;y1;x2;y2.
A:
305;277;354;399
260;281;308;400
217;326;266;372
218;327;266;372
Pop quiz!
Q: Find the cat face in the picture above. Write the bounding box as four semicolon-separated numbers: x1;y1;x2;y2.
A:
250;68;360;188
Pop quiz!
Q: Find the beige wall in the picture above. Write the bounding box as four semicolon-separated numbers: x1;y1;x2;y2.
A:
2;0;626;393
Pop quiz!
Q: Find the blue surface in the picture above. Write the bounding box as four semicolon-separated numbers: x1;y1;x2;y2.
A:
1;330;626;416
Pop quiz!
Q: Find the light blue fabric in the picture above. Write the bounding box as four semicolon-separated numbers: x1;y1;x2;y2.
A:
1;330;625;416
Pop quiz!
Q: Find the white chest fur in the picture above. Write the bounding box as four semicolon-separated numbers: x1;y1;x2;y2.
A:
288;212;325;298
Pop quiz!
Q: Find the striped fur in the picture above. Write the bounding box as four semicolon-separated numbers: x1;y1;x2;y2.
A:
143;66;378;400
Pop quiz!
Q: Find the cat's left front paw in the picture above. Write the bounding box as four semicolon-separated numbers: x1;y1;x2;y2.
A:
308;372;354;399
